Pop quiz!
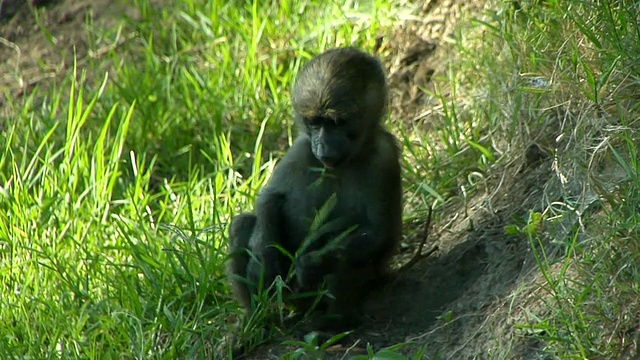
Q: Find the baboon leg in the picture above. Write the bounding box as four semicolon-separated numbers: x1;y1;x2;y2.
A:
319;265;379;331
245;192;289;296
226;214;257;309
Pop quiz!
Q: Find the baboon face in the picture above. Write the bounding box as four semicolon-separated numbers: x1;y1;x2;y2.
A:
303;114;360;168
292;47;388;169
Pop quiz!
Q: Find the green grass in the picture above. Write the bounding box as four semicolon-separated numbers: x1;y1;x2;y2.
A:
0;0;402;358
459;0;640;358
1;0;640;358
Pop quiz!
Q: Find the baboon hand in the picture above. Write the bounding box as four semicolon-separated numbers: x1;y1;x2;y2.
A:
295;251;326;288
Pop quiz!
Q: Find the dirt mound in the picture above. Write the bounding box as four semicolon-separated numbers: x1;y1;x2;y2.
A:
355;165;551;359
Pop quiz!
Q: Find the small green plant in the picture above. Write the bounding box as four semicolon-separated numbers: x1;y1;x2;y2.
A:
350;342;417;360
281;331;351;359
504;211;544;237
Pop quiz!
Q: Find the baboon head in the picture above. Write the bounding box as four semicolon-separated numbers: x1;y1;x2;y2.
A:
292;47;388;168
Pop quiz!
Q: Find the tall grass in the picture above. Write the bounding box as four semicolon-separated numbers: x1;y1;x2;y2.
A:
461;0;640;358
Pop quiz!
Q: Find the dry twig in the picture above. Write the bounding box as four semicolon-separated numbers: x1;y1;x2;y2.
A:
398;206;438;272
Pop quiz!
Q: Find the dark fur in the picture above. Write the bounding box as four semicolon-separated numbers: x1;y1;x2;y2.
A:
226;47;402;330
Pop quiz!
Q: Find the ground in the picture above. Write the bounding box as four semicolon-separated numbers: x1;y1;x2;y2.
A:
1;0;116;108
0;0;565;359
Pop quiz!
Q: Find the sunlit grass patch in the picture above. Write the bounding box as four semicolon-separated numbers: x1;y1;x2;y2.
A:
0;0;404;357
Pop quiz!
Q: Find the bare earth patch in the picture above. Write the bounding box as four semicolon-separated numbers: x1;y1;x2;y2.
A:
0;0;132;113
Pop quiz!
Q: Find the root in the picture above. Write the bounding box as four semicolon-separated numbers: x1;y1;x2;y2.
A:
398;206;438;272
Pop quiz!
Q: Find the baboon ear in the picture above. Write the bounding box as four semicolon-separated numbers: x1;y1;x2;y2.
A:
364;82;388;118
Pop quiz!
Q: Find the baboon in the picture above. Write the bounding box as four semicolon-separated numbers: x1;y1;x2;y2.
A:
226;47;402;330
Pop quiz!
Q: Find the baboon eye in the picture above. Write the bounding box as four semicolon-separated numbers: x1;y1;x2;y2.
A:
306;117;322;128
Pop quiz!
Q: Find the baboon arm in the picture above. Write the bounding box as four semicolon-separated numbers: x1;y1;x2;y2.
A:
340;165;402;267
313;160;401;269
249;191;286;257
342;224;394;266
249;137;314;252
308;205;400;269
243;191;289;288
296;226;390;285
266;136;316;187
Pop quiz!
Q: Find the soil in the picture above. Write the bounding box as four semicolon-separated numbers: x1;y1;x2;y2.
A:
0;0;132;112
0;0;555;359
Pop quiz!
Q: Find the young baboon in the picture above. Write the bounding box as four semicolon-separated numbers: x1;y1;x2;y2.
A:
226;47;402;330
